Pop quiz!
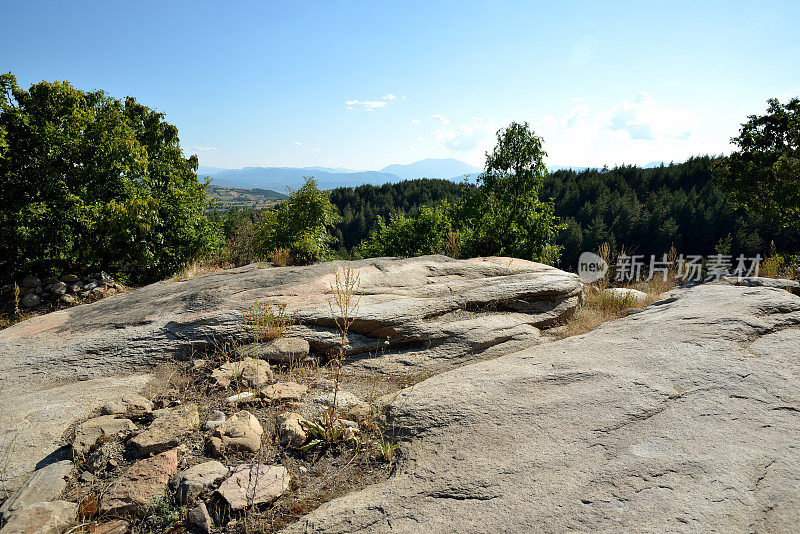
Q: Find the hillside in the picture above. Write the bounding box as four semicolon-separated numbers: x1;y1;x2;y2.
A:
197;158;480;190
206;184;286;211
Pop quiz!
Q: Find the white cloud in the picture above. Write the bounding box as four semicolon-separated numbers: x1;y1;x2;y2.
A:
295;141;322;153
538;92;728;167
429;114;450;124
346;99;388;111
345;93;403;111
431;116;496;154
191;145;218;153
604;92;694;141
411;119;420;124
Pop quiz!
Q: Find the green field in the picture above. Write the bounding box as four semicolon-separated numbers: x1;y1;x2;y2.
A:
206;185;287;211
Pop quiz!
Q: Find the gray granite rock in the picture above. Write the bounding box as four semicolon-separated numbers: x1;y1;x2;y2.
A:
283;284;800;533
0;460;72;519
0;256;580;493
0;500;76;534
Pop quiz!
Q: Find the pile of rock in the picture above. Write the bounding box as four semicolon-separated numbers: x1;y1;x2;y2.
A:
0;351;377;534
10;271;124;312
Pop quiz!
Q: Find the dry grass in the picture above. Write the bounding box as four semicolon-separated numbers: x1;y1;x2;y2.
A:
243;301;294;342
442;231;461;258
271;248;291;267
168;256;233;282
0;283;35;330
759;241;796;279
556;269;675;340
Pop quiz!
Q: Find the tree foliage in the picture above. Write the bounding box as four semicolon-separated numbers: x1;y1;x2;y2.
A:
541;157;799;269
360;201;453;258
359;121;561;263
253;178;341;264
713;97;800;229
457;121;560;261
329;178;466;252
0;73;221;283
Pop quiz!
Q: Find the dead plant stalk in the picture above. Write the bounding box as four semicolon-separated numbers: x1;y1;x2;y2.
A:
327;267;361;419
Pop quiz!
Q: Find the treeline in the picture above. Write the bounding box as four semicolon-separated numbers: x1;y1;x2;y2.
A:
328;179;468;252
220;156;800;270
543;156;799;269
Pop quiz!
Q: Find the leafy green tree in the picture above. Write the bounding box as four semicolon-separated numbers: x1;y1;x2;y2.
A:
458;121;561;262
254;178;341;264
0;73;221;283
714;97;800;229
360;201;453;258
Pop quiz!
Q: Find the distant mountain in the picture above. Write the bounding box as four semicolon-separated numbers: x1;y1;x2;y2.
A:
197;158;482;190
197;166;401;191
380;158;481;180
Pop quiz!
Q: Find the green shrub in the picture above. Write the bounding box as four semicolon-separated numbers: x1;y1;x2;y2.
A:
360;201;454;258
254;178;341;264
0;73;221;284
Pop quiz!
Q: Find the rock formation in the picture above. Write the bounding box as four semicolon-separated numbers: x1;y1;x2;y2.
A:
283;284;800;533
0;256;581;492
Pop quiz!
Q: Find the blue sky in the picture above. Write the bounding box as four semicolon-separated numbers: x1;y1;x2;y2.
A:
2;1;798;170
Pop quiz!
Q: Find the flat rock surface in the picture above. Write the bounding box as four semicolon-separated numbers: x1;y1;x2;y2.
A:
217;464;291;510
129;404;199;457
283;284;800;533
0;256;581;491
0;460;72;519
0;500;77;534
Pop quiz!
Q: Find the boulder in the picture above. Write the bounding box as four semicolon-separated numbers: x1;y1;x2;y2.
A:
282;284;800;533
0;256;580;493
51;282;67;297
128;404;198;456
174;460;229;503
100;394;153;420
312;391;368;412
0;460;73;520
0;500;76;534
260;381;307;402
211;357;273;389
213;411;263;453
100;448;178;515
89;520;129;534
19;293;40;309
201;410;226;431
188;502;213;534
72;415;136;456
21;275;40;288
61;274;79;283
216;464;291;510
277;412;307;447
240;337;310;363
